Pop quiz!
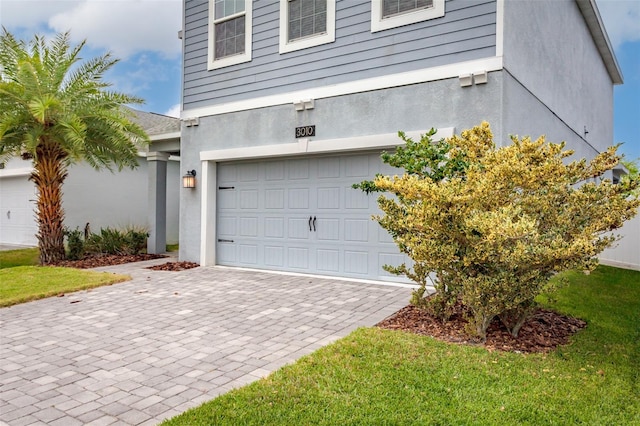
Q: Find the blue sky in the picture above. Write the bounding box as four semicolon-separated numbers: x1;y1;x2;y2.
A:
2;0;639;160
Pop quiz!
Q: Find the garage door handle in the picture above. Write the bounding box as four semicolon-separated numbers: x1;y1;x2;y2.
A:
308;216;313;232
313;216;317;232
217;239;234;243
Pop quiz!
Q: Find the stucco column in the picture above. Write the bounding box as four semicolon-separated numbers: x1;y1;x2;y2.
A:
147;152;170;254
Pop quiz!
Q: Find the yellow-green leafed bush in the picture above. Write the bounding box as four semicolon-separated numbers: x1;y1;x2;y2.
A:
355;123;639;340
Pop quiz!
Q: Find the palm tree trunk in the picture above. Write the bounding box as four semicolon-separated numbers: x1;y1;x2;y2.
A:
30;140;68;265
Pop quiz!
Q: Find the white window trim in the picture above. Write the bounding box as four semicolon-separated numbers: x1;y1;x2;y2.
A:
371;0;444;33
208;0;253;70
279;0;336;54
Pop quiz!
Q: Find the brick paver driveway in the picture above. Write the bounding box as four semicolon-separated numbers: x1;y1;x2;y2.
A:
0;259;411;425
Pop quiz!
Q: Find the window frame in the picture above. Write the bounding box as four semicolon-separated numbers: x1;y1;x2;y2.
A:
279;0;336;54
371;0;444;32
208;0;253;70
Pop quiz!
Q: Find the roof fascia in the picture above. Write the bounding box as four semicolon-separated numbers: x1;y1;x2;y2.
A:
575;0;623;85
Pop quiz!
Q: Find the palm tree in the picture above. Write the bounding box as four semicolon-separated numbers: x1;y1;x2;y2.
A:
0;29;149;264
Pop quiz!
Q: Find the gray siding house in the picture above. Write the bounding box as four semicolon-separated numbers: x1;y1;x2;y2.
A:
179;0;622;281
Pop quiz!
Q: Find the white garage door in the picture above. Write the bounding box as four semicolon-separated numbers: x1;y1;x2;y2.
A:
0;176;38;246
216;152;407;281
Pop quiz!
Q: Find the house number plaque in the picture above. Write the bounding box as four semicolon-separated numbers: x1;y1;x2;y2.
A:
295;125;315;138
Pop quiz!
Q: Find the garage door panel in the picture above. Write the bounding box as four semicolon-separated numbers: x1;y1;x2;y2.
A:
288;188;309;209
287;247;309;268
239;217;258;236
265;246;284;266
0;177;38;245
316;218;340;240
218;216;237;237
316;249;340;272
239;244;258;264
265;189;285;209
218;190;237;209
344;156;370;177
317;187;340;209
344;250;369;274
217;242;236;263
265;217;285;237
345;190;370;209
218;164;237;182
239;190;258;209
1;209;33;227
378;252;413;278
288;218;311;239
238;163;259;181
265;161;285;180
288;159;310;179
344;219;368;242
317;157;340;178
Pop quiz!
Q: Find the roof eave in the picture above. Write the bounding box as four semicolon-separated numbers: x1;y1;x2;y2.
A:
149;131;181;141
575;0;624;85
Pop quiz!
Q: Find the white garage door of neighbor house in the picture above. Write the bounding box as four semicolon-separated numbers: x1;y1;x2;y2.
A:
216;152;408;281
0;176;38;246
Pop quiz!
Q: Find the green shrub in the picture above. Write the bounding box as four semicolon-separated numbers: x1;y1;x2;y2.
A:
85;226;149;255
356;123;640;341
64;227;85;260
124;227;148;255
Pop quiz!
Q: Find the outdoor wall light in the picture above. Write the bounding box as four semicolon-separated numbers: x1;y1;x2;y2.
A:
183;170;196;188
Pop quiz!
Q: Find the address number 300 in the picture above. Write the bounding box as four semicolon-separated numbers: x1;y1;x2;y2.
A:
295;125;315;138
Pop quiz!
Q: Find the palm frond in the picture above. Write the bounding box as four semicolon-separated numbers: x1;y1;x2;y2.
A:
0;29;150;166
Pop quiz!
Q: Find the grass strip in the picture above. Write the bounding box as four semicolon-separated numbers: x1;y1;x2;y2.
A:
163;266;640;425
0;266;130;307
0;247;39;269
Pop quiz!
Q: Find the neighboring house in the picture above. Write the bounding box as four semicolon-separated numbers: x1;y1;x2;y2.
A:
599;215;640;271
179;0;626;280
0;109;181;254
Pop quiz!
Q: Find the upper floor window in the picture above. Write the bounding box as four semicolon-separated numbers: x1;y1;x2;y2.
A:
279;0;336;54
371;0;444;32
208;0;252;70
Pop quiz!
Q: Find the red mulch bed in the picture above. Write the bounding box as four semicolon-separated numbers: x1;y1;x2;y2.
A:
377;304;587;353
146;261;200;271
52;253;166;269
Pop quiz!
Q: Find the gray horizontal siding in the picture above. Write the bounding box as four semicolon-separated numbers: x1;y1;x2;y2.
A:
183;0;497;110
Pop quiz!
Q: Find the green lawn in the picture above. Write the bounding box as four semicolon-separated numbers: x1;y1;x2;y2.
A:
0;248;130;307
0;247;39;269
164;265;640;425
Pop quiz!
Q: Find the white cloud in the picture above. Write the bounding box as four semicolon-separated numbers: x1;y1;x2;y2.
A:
596;0;640;49
164;104;181;118
4;0;637;55
0;1;81;30
1;0;182;59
